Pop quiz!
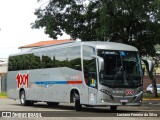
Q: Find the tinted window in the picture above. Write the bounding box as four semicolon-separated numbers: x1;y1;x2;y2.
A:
8;46;81;71
8;53;41;71
67;46;81;70
32;52;41;69
83;46;97;88
8;54;34;71
98;50;142;88
41;51;54;68
83;46;96;72
54;48;68;67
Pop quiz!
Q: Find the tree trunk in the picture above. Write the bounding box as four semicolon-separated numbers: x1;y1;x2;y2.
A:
142;58;159;98
148;72;159;98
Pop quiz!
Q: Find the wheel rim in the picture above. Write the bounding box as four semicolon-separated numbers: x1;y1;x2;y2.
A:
73;94;76;102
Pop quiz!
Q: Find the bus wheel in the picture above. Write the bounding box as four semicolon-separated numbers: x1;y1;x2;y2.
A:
74;93;82;111
110;106;117;111
20;90;33;106
47;102;59;106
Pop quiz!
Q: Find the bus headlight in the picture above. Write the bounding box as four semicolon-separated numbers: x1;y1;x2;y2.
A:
135;91;143;97
100;89;112;96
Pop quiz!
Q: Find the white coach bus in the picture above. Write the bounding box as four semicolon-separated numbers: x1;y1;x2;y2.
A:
7;41;144;111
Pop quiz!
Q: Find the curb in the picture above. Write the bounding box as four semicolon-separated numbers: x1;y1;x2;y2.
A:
143;98;160;100
0;96;7;98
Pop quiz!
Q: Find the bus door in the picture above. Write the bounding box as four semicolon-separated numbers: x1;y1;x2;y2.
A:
88;59;98;105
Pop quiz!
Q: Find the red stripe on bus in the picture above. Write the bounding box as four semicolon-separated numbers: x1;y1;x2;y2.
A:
68;80;83;84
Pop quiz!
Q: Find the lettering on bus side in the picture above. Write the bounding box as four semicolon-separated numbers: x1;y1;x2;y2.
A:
16;72;29;89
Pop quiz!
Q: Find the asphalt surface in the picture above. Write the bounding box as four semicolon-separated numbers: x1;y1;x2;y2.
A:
0;98;160;120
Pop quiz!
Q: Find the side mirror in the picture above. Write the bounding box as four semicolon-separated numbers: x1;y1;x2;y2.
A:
141;57;155;73
90;55;104;72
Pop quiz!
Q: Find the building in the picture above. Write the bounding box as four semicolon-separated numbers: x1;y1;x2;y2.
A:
0;58;7;92
18;39;71;52
0;58;7;73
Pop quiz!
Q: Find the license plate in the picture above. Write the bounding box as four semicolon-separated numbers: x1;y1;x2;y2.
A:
120;99;128;103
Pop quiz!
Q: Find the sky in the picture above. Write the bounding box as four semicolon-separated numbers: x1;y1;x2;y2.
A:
0;0;70;58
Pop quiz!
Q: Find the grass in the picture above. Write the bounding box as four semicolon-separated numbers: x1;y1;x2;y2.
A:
143;93;160;98
0;92;7;96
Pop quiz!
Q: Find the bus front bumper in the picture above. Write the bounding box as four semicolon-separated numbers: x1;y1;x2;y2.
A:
95;91;143;106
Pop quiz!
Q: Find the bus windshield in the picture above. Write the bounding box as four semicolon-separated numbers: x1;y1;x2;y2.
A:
98;50;142;88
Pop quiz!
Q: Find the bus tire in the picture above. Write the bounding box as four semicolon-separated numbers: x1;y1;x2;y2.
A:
20;90;33;106
74;93;82;111
110;106;117;111
28;101;34;106
47;102;59;106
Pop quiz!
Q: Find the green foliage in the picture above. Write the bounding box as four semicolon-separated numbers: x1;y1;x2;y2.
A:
143;93;160;98
32;0;160;56
0;92;7;96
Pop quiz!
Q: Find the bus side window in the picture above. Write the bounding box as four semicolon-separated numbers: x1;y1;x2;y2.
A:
84;70;89;85
88;59;97;88
83;45;96;88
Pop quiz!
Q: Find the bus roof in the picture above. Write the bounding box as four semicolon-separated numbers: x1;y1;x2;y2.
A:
9;41;138;57
30;41;138;51
83;41;138;51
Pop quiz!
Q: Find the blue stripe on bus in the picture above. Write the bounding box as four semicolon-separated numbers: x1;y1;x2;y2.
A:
35;81;68;85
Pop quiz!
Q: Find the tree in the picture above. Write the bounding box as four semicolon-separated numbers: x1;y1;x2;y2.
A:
32;0;160;97
32;0;160;55
142;58;158;97
32;0;100;40
97;0;160;56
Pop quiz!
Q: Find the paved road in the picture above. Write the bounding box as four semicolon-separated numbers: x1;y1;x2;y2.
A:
0;98;160;120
